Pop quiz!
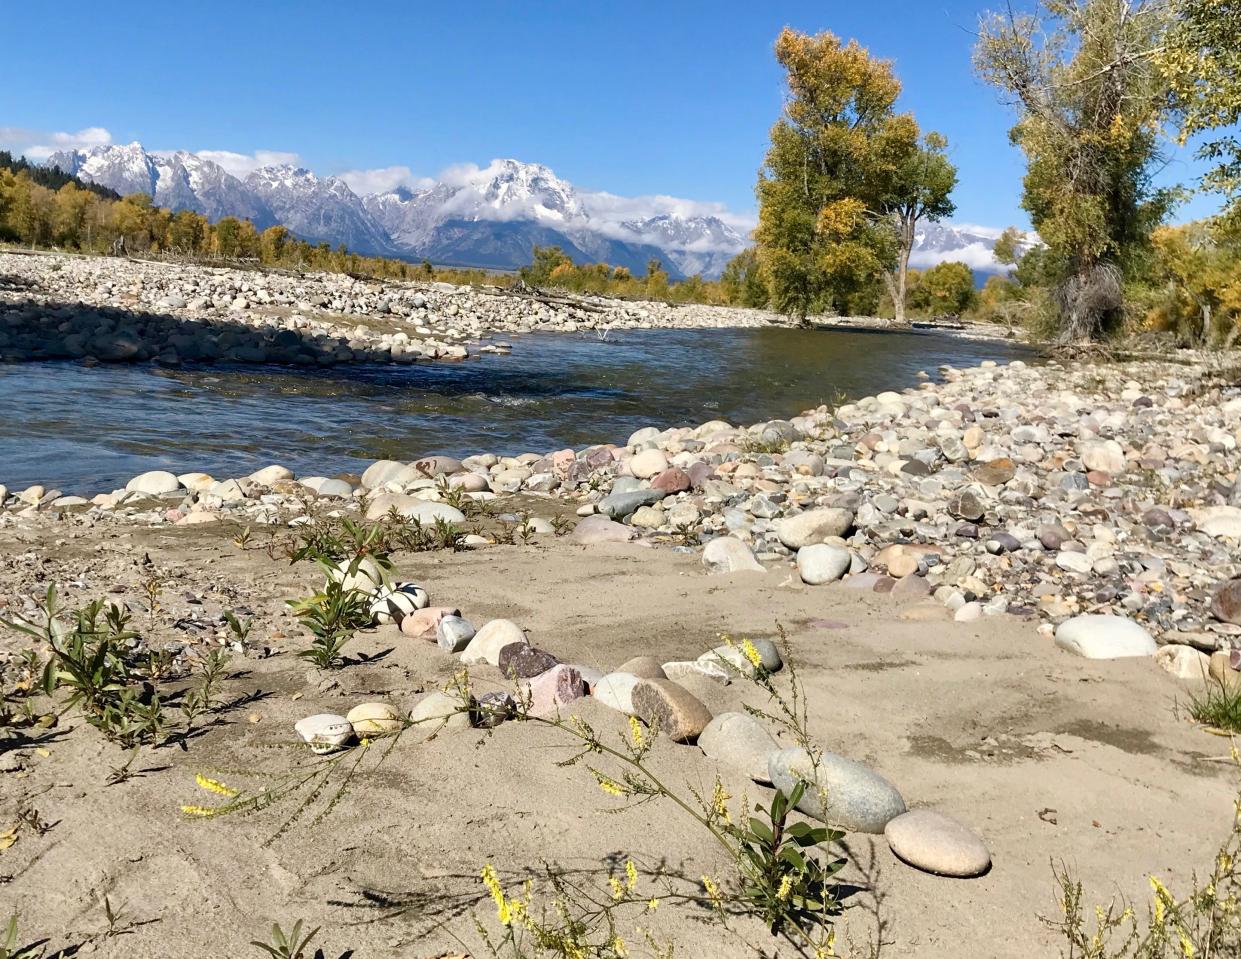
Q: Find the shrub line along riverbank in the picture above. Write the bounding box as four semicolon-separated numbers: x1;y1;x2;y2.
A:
0;250;1021;368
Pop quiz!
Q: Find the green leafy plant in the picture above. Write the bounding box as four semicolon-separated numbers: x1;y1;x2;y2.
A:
1184;679;1241;734
2;588;166;748
251;920;319;959
287;557;376;670
0;915;44;959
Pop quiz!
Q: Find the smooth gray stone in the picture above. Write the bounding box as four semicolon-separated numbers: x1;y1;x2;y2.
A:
768;746;906;834
598;488;666;520
698;711;780;783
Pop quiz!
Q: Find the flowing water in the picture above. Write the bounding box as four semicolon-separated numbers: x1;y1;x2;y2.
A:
0;326;1037;494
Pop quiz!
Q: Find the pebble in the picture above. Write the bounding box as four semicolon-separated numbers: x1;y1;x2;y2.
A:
593;672;642;713
1054;615;1157;659
462;619;527;666
768;746;907;834
796;544;851;584
293;714;354;754
630;679;713;742
702;537;765;574
410;691;471;730
775;508;854;549
697;712;780;783
346;702;404;736
884;810;991;878
437;615;476;653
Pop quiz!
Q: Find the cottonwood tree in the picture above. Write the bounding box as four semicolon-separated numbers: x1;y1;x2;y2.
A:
1161;0;1241;227
755;28;959;324
877;131;958;323
974;0;1176;343
754;29;910;323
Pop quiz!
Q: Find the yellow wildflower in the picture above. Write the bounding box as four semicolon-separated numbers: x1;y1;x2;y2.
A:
1150;875;1169;925
777;875;793;901
711;780;732;823
702;874;722;907
1179;929;1196;958
628;715;644;748
741;638;763;669
625;859;638;891
194;773;238;797
646;897;660;911
609;877;625;901
481;863;513;926
612;935;628;957
595;773;627;797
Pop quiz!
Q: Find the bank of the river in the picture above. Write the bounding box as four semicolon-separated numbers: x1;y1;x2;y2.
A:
0;249;1020;369
3;339;1241;956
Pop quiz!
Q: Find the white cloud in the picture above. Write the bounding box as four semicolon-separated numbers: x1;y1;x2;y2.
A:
909;242;1004;273
193;148;301;177
337;165;434;195
0;125;113;159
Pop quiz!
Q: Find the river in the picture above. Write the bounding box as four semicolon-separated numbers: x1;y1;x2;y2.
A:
0;326;1036;494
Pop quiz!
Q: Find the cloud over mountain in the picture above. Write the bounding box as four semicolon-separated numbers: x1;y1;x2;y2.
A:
39;135;1017;278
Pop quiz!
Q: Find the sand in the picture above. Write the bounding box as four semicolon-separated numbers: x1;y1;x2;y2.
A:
0;517;1231;958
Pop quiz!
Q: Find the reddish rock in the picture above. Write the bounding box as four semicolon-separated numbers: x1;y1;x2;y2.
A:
651;467;692;493
972;458;1016;486
1086;470;1111;486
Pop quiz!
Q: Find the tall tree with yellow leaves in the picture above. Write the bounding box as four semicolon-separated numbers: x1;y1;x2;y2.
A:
754;29;918;323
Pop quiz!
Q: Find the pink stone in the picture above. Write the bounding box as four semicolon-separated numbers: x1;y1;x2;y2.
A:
524;664;587;716
651;467;692;493
400;606;460;641
552;449;577;474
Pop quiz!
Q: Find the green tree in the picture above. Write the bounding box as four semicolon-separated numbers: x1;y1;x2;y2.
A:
213;216;244;258
754;28;913;323
720;248;770;308
878;130;958;323
168;209;206;254
1161;0;1241;226
520;245;572;285
52;182;93;248
974;0;1177;343
992;226;1026;268
910;261;976;316
644;258;669;300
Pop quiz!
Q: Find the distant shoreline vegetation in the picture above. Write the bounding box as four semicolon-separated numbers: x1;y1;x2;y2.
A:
0;151;992;319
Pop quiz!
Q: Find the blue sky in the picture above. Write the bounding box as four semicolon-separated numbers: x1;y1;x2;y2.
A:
0;0;1223;230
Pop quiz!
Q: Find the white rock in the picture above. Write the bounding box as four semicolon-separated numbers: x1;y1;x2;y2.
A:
369;582;429;625
702;537;765;574
461;619;527;666
329;556;385;594
630;449;669;479
125;470;181;495
593;672;642;713
796;544;851;584
1054;615;1157;659
294;713;354;753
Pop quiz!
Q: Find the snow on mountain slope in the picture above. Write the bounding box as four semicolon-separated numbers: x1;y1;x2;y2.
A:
45;142;1019;279
244;165;393;255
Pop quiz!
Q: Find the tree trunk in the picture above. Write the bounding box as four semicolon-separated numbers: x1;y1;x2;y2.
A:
890;212;915;325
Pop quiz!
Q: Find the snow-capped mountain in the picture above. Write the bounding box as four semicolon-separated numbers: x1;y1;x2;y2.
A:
46;143;275;226
910;222;1027;275
45;141;1017;279
244;165;393;255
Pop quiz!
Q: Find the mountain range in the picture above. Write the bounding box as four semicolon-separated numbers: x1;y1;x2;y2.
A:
46;142;1011;280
